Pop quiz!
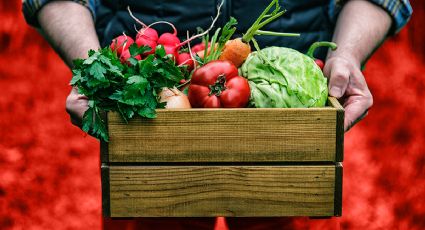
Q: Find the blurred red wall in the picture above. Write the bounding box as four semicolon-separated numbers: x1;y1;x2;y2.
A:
0;1;424;229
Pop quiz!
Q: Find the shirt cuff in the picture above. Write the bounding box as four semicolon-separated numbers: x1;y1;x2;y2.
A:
22;0;97;27
367;0;413;35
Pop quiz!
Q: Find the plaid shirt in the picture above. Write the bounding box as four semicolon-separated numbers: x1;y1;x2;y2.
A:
22;0;412;34
22;0;98;27
370;0;413;33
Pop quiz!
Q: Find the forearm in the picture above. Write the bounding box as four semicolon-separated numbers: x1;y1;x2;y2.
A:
37;1;100;68
328;0;392;67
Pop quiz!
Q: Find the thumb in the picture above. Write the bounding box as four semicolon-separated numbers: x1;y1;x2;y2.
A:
328;64;350;99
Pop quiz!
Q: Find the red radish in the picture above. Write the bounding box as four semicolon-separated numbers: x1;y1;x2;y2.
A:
136;27;159;41
157;33;181;47
315;59;325;70
145;20;179;46
110;35;134;55
163;45;179;60
191;42;211;53
177;52;194;71
128;7;158;41
128;9;182;55
119;49;141;64
136;36;157;55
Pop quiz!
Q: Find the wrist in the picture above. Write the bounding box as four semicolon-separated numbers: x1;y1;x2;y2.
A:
326;52;361;69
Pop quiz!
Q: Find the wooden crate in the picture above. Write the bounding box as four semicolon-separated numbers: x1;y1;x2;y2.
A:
101;97;344;217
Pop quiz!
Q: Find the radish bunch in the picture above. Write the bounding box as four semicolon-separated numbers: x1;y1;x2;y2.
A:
110;5;226;70
110;21;196;71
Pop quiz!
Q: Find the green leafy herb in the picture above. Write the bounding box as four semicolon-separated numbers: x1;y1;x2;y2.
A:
71;45;186;141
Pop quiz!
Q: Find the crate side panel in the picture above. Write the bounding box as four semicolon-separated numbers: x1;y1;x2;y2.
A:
108;165;336;217
108;108;337;162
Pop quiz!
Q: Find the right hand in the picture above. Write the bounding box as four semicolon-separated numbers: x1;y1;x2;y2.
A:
323;56;373;131
66;87;89;128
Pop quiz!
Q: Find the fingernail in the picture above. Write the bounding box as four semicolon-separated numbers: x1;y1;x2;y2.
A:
330;87;342;98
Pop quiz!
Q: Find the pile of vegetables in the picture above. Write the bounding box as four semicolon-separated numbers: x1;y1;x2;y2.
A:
71;0;337;141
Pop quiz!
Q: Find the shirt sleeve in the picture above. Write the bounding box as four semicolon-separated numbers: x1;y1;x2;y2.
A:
366;0;413;34
22;0;97;27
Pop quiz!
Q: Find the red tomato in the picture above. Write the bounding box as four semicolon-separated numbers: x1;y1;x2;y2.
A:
188;61;250;108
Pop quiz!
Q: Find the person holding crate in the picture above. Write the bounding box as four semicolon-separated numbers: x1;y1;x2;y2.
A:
22;0;412;229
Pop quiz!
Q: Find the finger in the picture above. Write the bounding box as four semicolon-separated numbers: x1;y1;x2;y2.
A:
327;62;350;98
343;70;373;131
343;97;371;131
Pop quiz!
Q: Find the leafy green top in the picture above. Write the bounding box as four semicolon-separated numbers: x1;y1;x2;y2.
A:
71;45;186;142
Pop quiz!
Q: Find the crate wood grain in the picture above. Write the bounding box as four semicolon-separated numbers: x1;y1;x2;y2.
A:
103;97;344;163
102;164;342;217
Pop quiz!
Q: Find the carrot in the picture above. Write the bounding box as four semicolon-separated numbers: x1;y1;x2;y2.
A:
219;38;251;68
219;0;300;67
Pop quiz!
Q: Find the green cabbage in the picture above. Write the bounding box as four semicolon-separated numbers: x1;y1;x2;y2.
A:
240;46;328;108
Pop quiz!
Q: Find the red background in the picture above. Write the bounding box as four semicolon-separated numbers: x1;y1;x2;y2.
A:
1;1;424;229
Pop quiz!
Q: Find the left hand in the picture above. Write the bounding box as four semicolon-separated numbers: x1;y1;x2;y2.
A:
324;56;373;131
65;87;89;128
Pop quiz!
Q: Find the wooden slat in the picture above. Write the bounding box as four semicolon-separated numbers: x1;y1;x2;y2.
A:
327;97;345;162
106;102;341;163
104;165;338;217
334;162;343;216
101;164;110;217
100;112;109;163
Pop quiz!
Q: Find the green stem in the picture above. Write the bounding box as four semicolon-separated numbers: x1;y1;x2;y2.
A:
242;0;283;43
207;28;221;62
203;33;209;62
251;38;262;52
208;75;227;96
244;0;278;41
306;41;338;59
243;11;285;43
255;30;300;37
255;10;285;32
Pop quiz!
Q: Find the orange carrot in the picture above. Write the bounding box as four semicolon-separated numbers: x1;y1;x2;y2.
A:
219;38;251;67
218;0;299;67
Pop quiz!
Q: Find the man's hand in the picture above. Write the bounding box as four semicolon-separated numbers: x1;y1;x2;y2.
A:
324;56;373;131
327;0;392;131
66;88;89;128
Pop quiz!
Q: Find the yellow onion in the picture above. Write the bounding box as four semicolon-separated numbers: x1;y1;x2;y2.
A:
159;87;191;109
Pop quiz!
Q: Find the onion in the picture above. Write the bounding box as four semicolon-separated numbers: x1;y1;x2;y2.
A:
159;87;191;109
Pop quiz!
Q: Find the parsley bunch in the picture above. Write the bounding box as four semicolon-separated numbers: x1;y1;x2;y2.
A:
71;45;186;141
